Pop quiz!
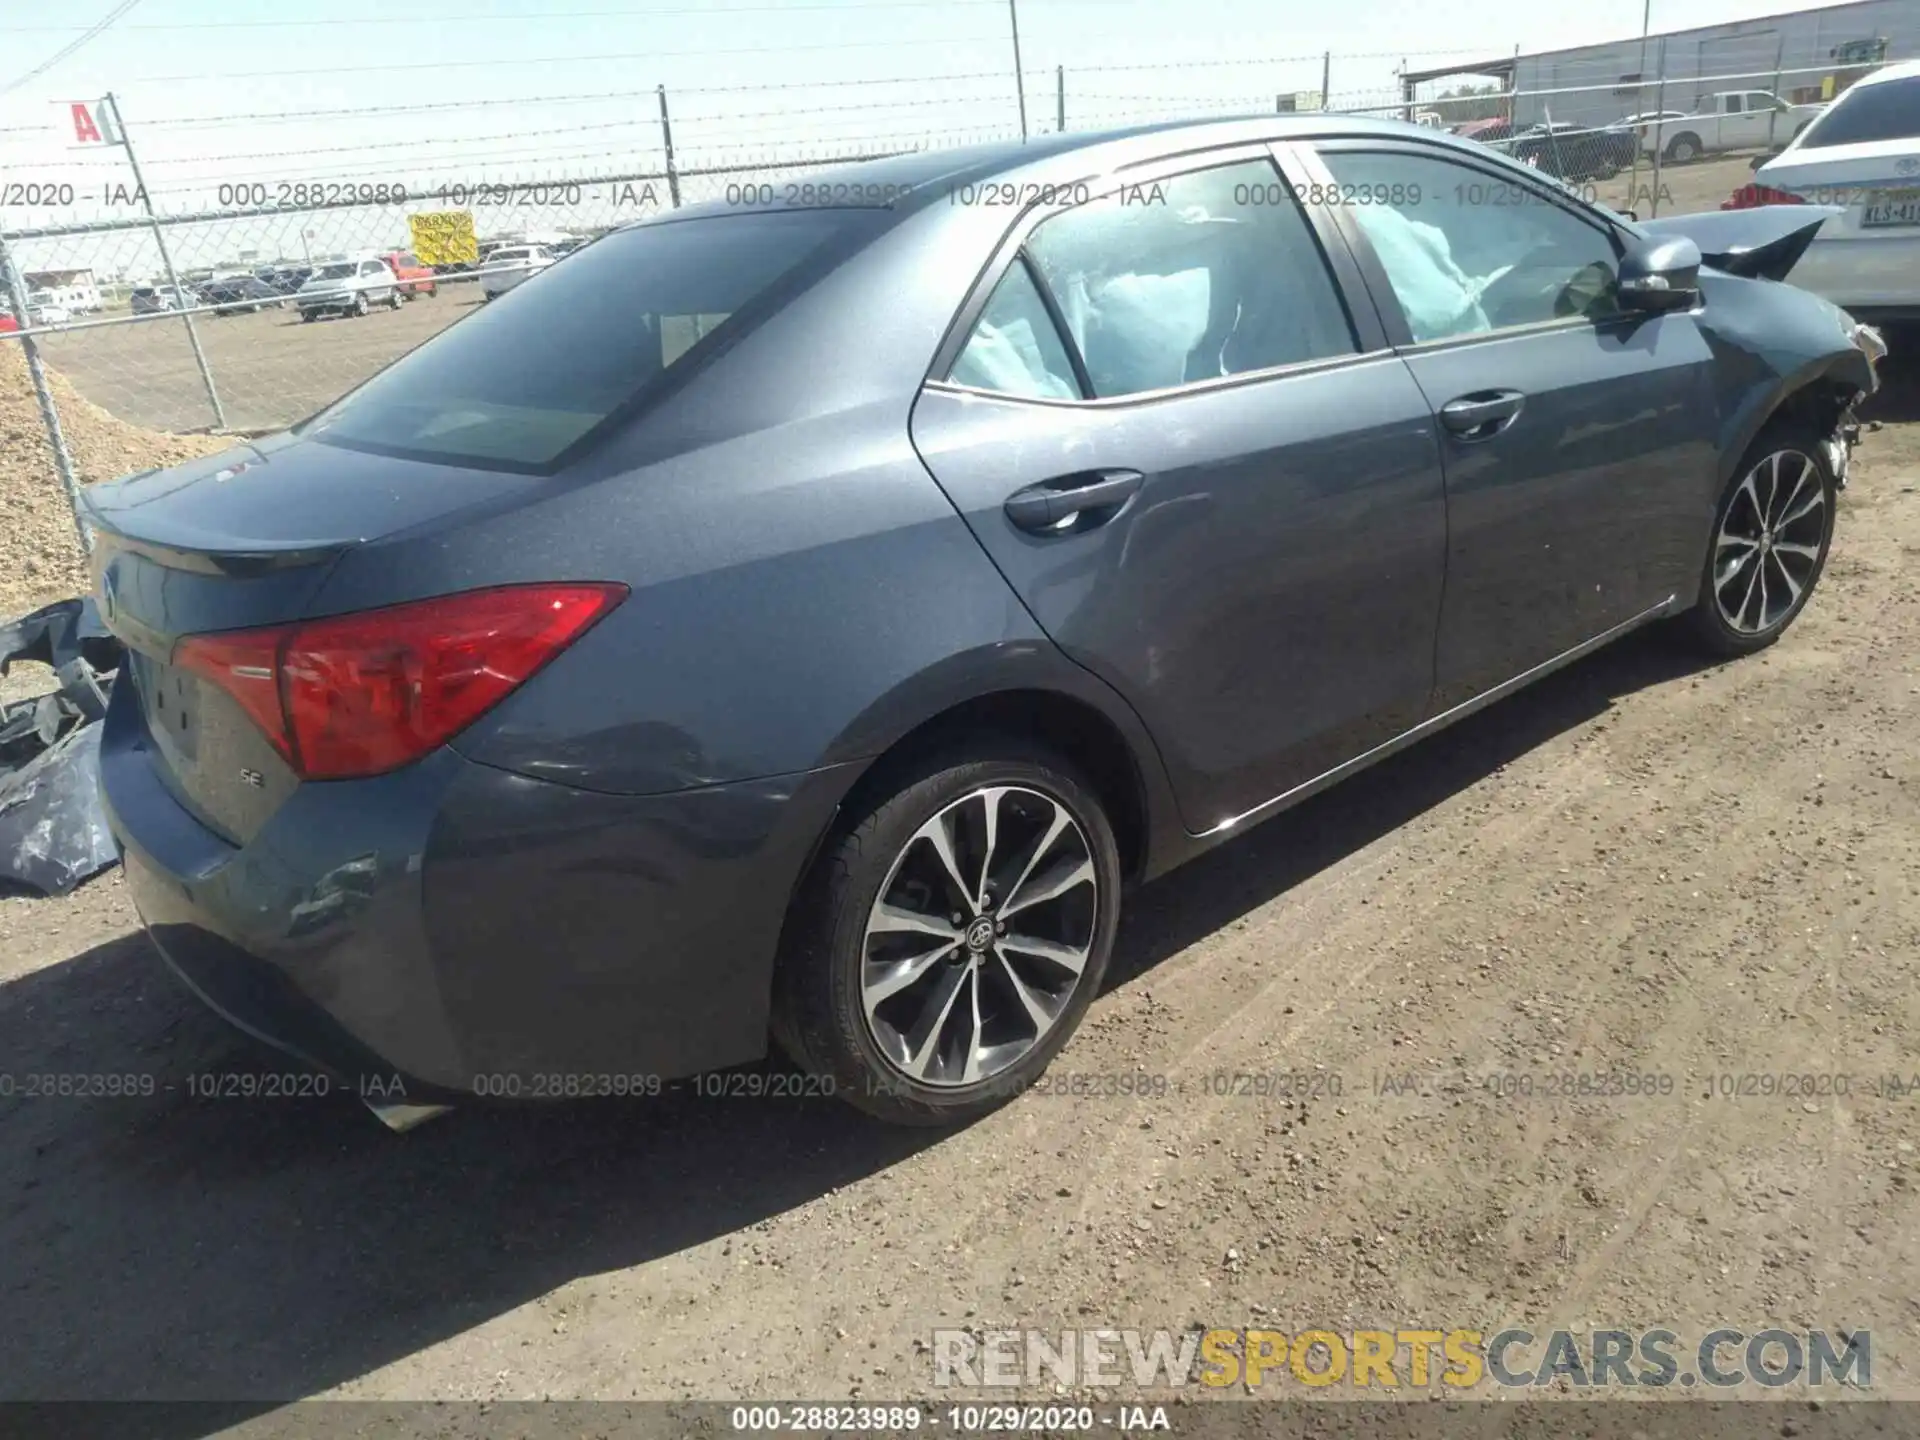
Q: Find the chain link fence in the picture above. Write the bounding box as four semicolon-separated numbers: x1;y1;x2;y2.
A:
1;24;1912;564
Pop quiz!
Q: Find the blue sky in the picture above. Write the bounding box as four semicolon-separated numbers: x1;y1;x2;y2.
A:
0;0;1874;272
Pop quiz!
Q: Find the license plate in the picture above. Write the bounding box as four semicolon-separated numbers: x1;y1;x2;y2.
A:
1863;191;1920;227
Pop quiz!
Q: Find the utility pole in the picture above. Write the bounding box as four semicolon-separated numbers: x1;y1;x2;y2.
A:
105;93;226;431
1650;36;1669;216
1627;0;1651;214
1009;0;1029;141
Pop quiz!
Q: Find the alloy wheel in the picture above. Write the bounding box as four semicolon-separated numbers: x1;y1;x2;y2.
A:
1712;448;1827;635
860;784;1098;1088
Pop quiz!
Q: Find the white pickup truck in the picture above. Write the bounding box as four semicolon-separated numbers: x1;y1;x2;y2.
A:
1642;91;1826;163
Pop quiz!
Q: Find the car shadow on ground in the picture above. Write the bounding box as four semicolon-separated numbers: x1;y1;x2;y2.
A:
0;627;1717;1415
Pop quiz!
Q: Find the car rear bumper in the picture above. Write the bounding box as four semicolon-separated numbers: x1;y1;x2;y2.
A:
1789;232;1920;311
99;674;858;1098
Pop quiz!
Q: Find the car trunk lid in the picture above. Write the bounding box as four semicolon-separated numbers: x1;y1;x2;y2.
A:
1757;140;1920;240
84;435;550;844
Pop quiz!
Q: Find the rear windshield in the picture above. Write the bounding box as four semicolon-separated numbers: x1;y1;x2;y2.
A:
302;209;860;469
314;262;356;279
1801;76;1920;148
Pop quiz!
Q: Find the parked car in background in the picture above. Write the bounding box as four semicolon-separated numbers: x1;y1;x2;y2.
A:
85;118;1883;1129
25;292;71;326
1617;109;1690;153
1507;120;1639;180
1724;60;1920;325
377;250;439;298
129;285;195;315
1642;92;1826;163
256;265;311;296
296;258;403;321
1452;118;1515;146
478;244;556;299
200;275;285;314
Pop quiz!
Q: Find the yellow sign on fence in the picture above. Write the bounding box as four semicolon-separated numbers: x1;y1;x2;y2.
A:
407;210;478;266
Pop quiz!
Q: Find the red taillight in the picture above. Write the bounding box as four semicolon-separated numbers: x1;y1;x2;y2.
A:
174;582;626;780
1721;184;1807;210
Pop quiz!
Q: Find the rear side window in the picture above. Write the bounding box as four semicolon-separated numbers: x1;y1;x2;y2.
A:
304;209;860;469
1801;76;1920;147
1020;159;1356;399
949;262;1082;400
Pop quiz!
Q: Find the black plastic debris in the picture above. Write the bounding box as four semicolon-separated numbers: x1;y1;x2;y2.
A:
0;597;126;895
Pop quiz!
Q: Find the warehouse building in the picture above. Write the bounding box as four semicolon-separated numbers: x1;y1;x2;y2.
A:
1404;0;1919;130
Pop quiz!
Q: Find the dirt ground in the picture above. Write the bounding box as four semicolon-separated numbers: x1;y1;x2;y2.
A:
34;287;479;437
0;335;1917;1411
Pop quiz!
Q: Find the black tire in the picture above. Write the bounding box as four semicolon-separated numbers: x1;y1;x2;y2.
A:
1678;421;1837;657
300;311;315;323
1665;132;1702;164
774;739;1123;1126
351;293;368;318
390;289;404;310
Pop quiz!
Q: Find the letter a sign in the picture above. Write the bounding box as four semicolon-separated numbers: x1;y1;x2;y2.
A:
66;99;122;147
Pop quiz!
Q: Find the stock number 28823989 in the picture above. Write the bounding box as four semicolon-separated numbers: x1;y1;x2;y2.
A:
216;182;409;209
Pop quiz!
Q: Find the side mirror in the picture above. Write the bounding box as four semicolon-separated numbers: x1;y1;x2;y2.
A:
1617;234;1701;313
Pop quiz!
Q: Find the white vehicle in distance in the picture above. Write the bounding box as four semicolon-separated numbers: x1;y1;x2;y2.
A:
296;257;403;322
129;284;195;315
25;291;71;326
478;245;557;300
1737;60;1920;327
1642;90;1826;163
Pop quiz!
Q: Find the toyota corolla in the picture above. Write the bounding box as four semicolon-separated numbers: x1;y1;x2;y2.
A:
88;117;1882;1127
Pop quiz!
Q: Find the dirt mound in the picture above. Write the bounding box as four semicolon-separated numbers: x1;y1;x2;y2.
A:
1;342;232;619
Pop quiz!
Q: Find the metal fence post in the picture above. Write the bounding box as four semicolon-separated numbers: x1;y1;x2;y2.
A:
1649;37;1669;217
1056;65;1065;133
1008;0;1029;141
0;228;91;557
1321;51;1331;110
104;92;227;433
658;85;682;208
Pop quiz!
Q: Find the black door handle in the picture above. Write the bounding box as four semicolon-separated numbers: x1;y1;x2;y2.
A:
1004;469;1145;533
1440;389;1526;439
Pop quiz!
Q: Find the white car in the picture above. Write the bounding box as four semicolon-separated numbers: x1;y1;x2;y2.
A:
478;245;556;300
25;292;70;326
1745;60;1920;325
296;257;404;321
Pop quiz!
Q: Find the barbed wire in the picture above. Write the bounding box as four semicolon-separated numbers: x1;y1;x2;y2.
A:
128;33;1017;85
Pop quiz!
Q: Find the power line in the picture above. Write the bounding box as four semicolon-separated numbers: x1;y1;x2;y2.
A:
129;33;1009;84
91;72;1016;128
1;0;146;96
10;0;1024;27
126;91;1015;166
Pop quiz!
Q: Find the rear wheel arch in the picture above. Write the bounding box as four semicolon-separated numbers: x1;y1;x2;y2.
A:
824;688;1153;886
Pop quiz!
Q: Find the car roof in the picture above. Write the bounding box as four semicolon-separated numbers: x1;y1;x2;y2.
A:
660;114;1501;223
1850;58;1920;87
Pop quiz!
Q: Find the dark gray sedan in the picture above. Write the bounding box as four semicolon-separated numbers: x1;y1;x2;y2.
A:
86;116;1883;1127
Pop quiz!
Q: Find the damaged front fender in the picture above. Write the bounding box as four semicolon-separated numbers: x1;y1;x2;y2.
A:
1689;268;1881;491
